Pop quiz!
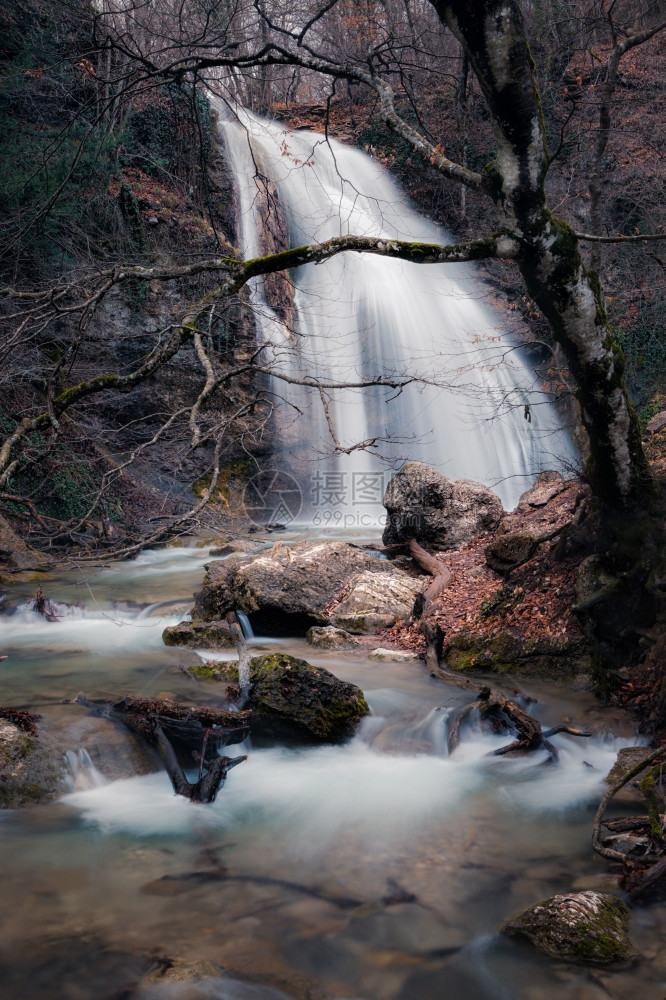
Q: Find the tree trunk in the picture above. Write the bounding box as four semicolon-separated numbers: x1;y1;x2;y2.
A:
429;0;654;507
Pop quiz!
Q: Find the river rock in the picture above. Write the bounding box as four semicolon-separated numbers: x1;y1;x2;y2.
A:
192;653;369;740
193;541;397;634
162;619;235;649
501;891;635;964
368;647;419;662
328;570;421;633
382;462;503;549
0;718;67;808
306;625;361;650
485;531;541;574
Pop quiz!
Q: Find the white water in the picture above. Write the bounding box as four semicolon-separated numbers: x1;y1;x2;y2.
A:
217;106;576;513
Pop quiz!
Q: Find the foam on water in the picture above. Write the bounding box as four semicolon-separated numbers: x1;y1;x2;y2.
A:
61;728;641;846
0;604;182;654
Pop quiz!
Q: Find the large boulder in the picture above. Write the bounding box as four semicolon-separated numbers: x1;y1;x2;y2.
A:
382;463;503;550
501;891;635;965
193;541;398;635
191;653;369;740
328;571;422;633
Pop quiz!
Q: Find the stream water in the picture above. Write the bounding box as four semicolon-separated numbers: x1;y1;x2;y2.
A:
2;543;666;999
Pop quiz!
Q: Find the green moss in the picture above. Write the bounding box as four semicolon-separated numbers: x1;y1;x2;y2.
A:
640;767;665;839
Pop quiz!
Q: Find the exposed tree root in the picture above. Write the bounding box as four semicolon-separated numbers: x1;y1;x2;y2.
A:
71;692;250;803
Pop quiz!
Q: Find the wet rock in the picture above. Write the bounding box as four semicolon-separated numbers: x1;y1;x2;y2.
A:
600;833;651;857
162;619;235;649
306;625;361;650
0;719;67;808
194;541;397;634
604;746;657;786
368;648;419;662
485;531;541;574
501;890;635;964
329;570;421;633
382;462;503;550
192;653;369;740
141;958;221;984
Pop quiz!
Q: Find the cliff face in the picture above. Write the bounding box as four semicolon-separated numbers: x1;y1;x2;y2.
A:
0;4;265;556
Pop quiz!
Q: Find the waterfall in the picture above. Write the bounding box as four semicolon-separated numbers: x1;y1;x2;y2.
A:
216;104;576;515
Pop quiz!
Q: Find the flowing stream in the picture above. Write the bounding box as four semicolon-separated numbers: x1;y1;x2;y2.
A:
217;106;576;516
1;544;666;999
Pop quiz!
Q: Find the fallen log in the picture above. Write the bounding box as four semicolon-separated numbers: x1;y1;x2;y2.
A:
71;692;250;803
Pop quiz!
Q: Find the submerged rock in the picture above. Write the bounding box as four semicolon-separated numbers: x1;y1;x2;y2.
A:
162;619;234;649
329;570;421;633
191;653;369;740
193;540;397;634
306;625;361;650
382;462;503;550
501;890;635;965
368;648;419;662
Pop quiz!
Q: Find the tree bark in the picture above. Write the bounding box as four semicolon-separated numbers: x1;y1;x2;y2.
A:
429;0;654;507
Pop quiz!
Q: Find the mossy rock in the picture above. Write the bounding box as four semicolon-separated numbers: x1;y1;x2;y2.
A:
162;619;235;650
443;628;590;680
192;653;369;740
501;891;635;965
0;720;67;808
485;531;541;574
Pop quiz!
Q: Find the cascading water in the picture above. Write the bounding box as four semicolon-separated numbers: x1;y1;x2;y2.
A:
217;104;576;516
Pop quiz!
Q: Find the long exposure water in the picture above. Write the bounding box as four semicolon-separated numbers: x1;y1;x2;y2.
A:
1;543;665;999
217;105;577;514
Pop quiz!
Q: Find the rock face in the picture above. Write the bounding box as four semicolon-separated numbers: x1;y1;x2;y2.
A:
329;571;422;633
193;541;398;634
501;891;634;965
382;463;503;549
162;619;234;649
191;653;369;740
306;626;361;650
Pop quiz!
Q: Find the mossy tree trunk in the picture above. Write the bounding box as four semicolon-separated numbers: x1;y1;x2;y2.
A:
430;0;654;507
